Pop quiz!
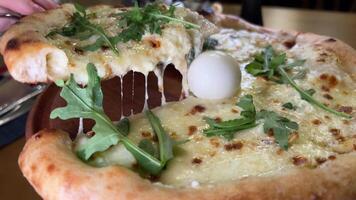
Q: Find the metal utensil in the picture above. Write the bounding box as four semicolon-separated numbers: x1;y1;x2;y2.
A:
0;72;46;126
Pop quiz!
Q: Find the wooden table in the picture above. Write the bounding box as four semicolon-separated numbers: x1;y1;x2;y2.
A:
0;5;355;200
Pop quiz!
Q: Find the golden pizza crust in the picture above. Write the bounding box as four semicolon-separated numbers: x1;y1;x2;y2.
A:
20;129;356;200
0;4;74;83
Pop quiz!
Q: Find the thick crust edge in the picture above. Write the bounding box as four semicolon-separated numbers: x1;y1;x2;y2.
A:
19;129;356;200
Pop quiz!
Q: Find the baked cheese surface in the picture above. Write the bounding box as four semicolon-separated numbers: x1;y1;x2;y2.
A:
79;28;355;188
46;6;215;85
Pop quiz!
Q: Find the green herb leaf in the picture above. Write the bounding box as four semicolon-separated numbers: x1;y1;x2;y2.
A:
145;110;174;166
49;4;120;55
138;139;158;158
116;118;130;136
257;110;298;150
203;38;219;51
115;3;199;43
50;63;164;175
203;95;258;139
282;102;296;110
245;46;352;118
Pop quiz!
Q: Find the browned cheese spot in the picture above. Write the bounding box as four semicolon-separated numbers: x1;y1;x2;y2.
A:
141;131;152;138
189;105;206;115
323;94;333;100
214;117;222;123
188;125;197;136
192;157;203;165
343;120;351;125
231;108;239;113
315;157;327;165
311;119;322;125
328;155;336;160
329;128;344;141
292;155;308;166
328;75;338;87
319;73;328;80
149;39;161;48
321;85;330;92
338;106;353;114
276;148;284;155
224;141;243;151
209;138;220;148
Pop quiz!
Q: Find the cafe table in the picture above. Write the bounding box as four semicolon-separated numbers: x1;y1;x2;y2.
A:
0;4;355;200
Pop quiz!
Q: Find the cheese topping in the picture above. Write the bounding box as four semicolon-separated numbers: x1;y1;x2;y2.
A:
79;28;355;188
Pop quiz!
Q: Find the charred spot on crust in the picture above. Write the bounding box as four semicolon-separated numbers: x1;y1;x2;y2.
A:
325;38;337;42
6;38;20;50
283;40;296;49
34;133;42;140
47;164;56;174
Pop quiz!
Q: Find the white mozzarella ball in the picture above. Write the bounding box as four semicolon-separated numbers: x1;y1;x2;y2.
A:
188;51;241;99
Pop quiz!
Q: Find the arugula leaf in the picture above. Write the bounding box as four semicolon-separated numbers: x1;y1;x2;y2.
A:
203;38;219;51
257;110;298;150
282;102;296;110
116;2;199;43
51;63;167;175
116;118;130;136
138;139;158;158
203;95;258;139
145;110;174;166
49;4;120;55
245;46;352;119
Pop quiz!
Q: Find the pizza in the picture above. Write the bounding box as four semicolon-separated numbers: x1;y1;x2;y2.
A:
1;2;356;200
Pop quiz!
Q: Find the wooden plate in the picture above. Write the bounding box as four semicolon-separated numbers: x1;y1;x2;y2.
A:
25;66;183;139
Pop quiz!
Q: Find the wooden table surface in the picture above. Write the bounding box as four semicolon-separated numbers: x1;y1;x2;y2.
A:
0;4;355;200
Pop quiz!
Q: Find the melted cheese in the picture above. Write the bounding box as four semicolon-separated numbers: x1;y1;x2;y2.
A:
47;6;217;87
78;28;356;188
